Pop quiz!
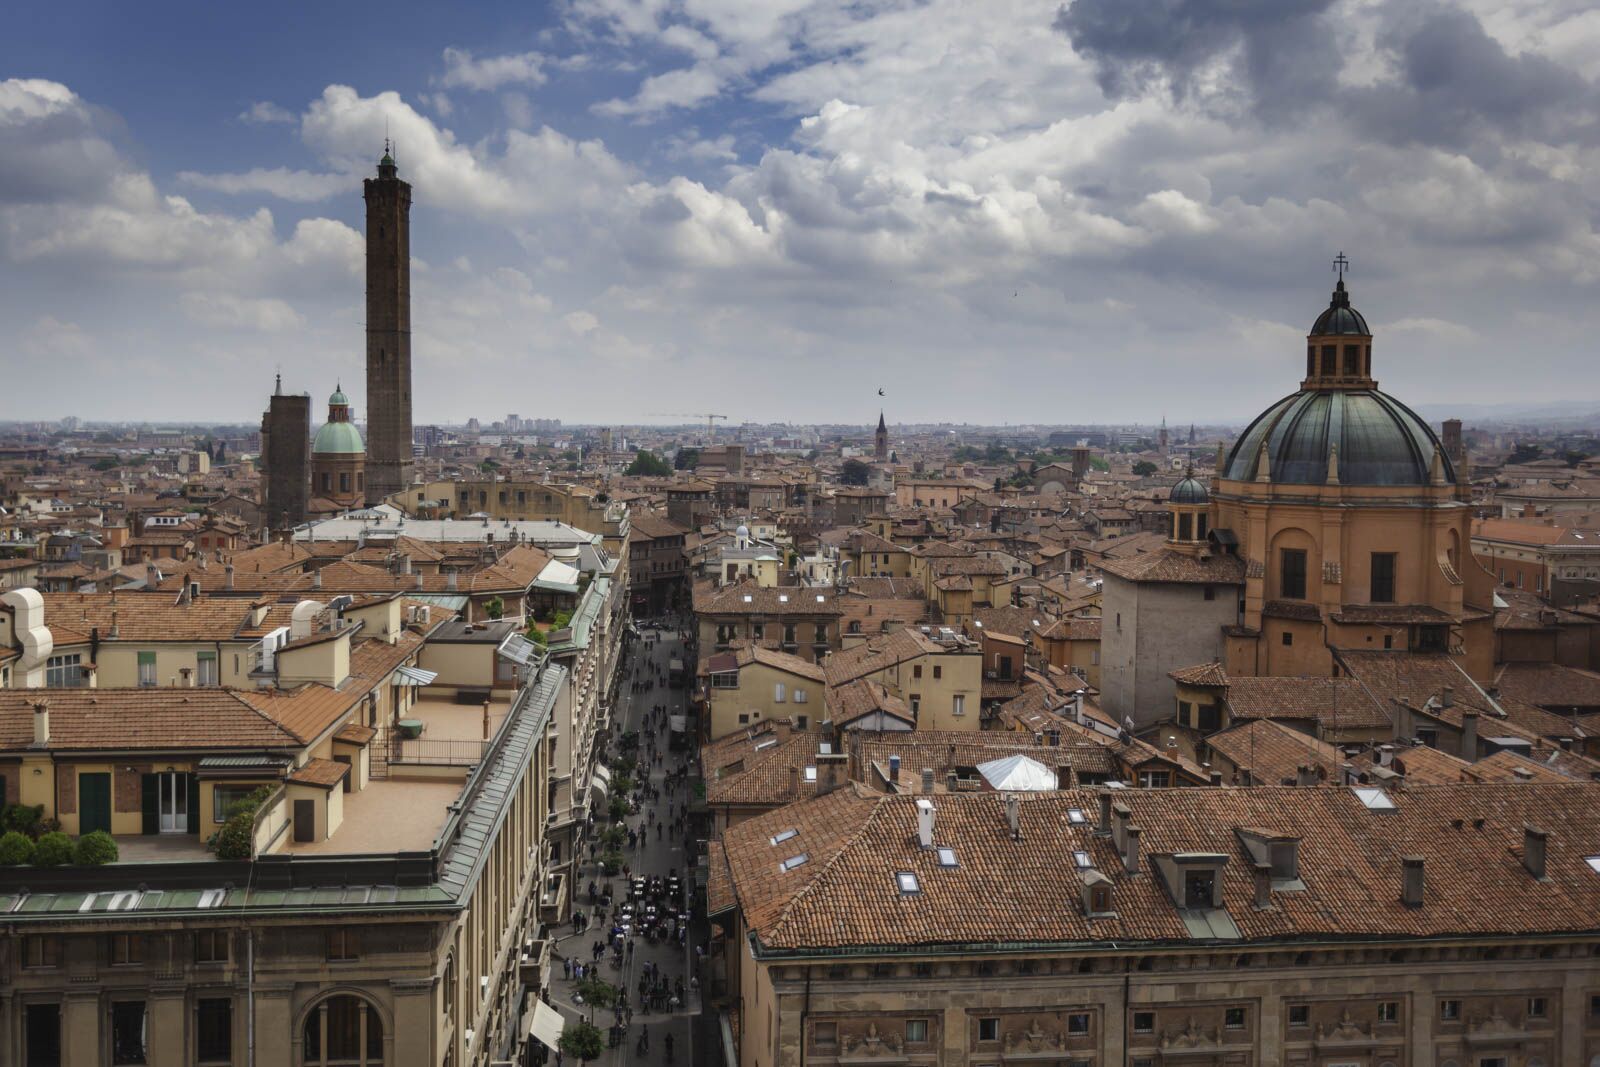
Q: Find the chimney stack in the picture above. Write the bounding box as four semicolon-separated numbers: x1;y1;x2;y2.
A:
180;666;195;688
224;563;235;591
946;769;959;793
311;568;323;591
1401;856;1425;908
398;552;412;576
921;768;935;795
1123;825;1141;873
31;700;49;748
1096;790;1114;836
1460;710;1479;761
1004;793;1020;841
83;663;97;689
916;797;935;849
1295;763;1319;787
1440;686;1455;708
1253;863;1273;909
146;563;159;589
1523;826;1548;880
447;570;458;592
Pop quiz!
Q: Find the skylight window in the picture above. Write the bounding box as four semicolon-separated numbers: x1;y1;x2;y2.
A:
771;828;798;846
897;872;921;893
816;594;826;602
198;889;226;909
780;853;809;872
743;594;753;603
937;848;958;867
754;739;778;751
1067;808;1087;825
1073;850;1093;868
779;594;789;602
1352;786;1397;811
804;766;818;782
1586;856;1600;875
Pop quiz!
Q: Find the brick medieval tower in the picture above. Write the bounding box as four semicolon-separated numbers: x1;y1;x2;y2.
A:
363;145;414;504
260;375;310;532
875;411;889;463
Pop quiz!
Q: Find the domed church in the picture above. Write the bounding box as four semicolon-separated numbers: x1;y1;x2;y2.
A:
309;384;367;514
1101;270;1494;726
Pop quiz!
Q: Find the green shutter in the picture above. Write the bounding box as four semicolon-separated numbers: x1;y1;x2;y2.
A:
186;775;201;834
141;774;159;836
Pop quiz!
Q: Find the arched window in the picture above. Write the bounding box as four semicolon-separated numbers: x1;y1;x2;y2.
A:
442;954;456;1019
1178;513;1193;541
302;995;384;1066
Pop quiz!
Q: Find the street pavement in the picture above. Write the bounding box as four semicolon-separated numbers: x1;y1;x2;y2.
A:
545;622;704;1066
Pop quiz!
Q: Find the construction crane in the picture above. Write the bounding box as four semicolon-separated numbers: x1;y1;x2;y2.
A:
648;412;728;443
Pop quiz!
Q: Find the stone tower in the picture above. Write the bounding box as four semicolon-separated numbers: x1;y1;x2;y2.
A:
260;375;310;532
363;146;414;505
875;411;888;462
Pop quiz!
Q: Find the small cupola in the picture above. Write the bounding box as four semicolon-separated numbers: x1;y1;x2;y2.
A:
1166;466;1210;554
1302;254;1376;391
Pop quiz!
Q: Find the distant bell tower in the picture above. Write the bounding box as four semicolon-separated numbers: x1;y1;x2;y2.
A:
875;411;889;462
363;143;414;505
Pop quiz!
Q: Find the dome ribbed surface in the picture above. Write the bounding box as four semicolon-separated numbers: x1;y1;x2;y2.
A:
312;421;365;455
1224;390;1451;487
1311;280;1370;335
1170;476;1210;504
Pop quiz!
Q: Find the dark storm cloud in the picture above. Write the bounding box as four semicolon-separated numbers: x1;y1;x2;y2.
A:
1053;0;1339;115
1346;6;1599;149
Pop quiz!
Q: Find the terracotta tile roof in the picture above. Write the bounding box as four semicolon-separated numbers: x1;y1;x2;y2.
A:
0;689;297;752
1467;749;1579;784
1330;604;1457;625
1494;663;1600;710
1351;744;1473;785
694;580;843;617
1099;549;1245;585
1203;720;1341;785
235;683;365;745
826;680;914;728
703;733;825;807
1225;675;1391;731
1169;661;1229;687
334;722;377;745
1262;599;1323;622
38;592;299;643
707;643;827;683
287;757;349;789
823;627;949;687
850;729;1112;790
722;782;1600;953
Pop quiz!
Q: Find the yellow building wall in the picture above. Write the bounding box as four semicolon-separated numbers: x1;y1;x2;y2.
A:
707;662;823;740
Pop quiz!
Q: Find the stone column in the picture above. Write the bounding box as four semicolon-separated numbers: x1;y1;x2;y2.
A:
390;977;437;1067
148;987;188;1067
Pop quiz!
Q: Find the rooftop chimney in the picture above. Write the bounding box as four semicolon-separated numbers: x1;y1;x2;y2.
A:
946;769;959;793
1295;763;1319;787
1004;793;1020;841
1401;856;1425;908
1096;790;1114;836
146;563;159;589
1460;710;1479;762
916;797;935;849
921;767;935;795
31;700;49;748
180;666;195;688
1440;686;1455;708
447;570;458;592
398;552;412;576
311;568;323;591
224;563;235;591
1122;825;1141;873
1523;825;1548;881
83;663;97;689
1253;863;1273;909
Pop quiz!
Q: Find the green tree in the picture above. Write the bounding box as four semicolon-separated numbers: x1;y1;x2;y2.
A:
1507;443;1542;464
558;1020;606;1062
574;975;620;1022
1132;460;1159;476
1089;455;1110;472
840;458;871;486
674;447;701;470
484;596;505;621
626;450;672;477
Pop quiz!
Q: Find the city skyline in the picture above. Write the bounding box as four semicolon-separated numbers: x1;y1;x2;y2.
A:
4;0;1599;426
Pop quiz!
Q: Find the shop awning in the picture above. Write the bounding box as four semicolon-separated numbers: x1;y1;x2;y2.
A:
590;764;611;801
393;665;439;686
528;1000;566;1049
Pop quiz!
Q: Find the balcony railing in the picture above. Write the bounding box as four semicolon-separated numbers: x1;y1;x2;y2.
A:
389;738;491;766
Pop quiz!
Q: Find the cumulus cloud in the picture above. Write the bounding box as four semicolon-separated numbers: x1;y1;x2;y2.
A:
436;48;548;92
179;291;306;332
177;167;350;202
239;101;296;124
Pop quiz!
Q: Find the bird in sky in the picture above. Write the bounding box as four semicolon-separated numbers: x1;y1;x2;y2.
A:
877;387;885;396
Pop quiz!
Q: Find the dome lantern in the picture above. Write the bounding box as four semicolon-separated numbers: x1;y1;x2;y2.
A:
1302;254;1376;392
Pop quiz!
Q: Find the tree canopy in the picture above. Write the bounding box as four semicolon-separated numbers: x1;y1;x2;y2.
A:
840;458;872;486
626;450;672;477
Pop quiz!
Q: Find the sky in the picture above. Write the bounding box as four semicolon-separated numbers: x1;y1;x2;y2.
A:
2;0;1598;428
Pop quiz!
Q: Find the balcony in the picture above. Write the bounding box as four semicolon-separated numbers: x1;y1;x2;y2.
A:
538;871;568;925
518;937;551;991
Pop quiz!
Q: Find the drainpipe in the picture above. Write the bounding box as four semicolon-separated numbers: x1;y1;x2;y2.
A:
247;928;255;1067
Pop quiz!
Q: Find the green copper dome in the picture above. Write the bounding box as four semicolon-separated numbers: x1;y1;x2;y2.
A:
329;385;349;406
313;420;365;455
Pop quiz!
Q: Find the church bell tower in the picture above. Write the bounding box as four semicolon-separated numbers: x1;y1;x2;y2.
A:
363;144;414;504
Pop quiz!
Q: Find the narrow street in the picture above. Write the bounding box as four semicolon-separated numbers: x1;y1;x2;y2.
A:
546;621;705;1066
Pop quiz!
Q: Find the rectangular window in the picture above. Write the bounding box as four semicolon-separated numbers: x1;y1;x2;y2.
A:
1378;1001;1399;1023
111;1001;148;1065
326;928;359;961
213;785;256;823
137;651;157;687
1288;1005;1309;1027
905;1019;928;1043
933;665;942;679
1440;999;1461;1021
1067;1013;1090;1034
195;930;230;964
1133;1011;1154;1035
1280;548;1307;600
1370;552;1396;603
978;1018;1000;1042
773;683;786;703
1138;770;1170;788
45;653;83;688
910;695;920;715
1527;996;1547;1019
1282;631;1294;647
710;672;738;689
1224;1006;1245;1030
952;694;965;717
814;1022;837;1048
1197;704;1220;732
793;688;808;704
1184;869;1216;908
23;935;59;969
25;1002;61;1067
196;652;218;687
196;999;232;1064
913;664;923;679
110;933;143;966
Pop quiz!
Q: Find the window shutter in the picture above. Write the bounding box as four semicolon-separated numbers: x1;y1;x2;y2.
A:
141;774;159;836
187;776;201;834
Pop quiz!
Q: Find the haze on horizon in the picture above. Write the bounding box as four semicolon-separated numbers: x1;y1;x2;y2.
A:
2;0;1598;427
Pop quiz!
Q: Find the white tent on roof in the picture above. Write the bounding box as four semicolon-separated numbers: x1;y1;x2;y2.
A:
976;754;1058;792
